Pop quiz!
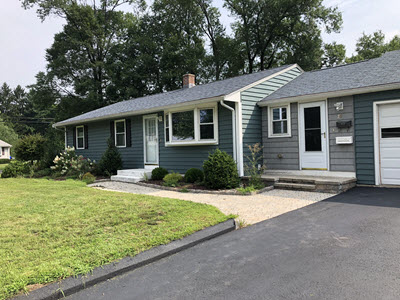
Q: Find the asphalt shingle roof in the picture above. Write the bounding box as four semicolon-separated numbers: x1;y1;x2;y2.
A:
0;140;12;147
55;65;292;126
262;50;400;102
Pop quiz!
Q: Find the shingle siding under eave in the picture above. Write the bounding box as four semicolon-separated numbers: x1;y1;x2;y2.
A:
66;116;144;169
328;96;356;172
354;89;400;185
241;67;302;170
262;103;299;170
159;102;234;173
66;102;234;174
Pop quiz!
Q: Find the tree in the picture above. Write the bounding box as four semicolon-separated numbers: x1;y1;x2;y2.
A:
347;31;400;63
224;0;342;72
322;42;346;68
21;0;145;119
0;116;19;155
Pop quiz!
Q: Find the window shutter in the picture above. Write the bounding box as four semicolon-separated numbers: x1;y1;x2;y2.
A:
72;127;77;149
110;121;115;144
84;125;89;149
126;119;132;147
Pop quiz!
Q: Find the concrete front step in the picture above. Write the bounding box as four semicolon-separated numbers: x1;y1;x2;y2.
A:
111;169;153;183
278;177;316;185
274;182;316;191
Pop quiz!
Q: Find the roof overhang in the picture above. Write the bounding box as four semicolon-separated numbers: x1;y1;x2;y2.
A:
53;96;226;128
258;82;400;106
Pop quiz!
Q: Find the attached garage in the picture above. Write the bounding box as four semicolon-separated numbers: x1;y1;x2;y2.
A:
374;101;400;185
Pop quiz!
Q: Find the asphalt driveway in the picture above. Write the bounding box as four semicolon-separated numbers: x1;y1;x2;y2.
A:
66;187;400;300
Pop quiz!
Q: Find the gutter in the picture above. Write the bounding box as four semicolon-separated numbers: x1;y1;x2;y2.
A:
258;82;400;106
219;100;237;170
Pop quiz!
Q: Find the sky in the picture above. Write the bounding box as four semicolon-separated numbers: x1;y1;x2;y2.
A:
0;0;399;88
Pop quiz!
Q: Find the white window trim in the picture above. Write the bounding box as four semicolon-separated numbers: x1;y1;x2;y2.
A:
268;105;292;138
114;119;127;148
164;104;219;146
76;125;85;149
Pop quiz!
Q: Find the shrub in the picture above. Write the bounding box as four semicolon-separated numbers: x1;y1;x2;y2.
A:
33;168;52;178
14;134;46;162
184;168;204;183
244;143;265;189
51;146;95;178
40;128;65;169
163;172;183;187
82;172;96;184
1;161;30;178
0;159;10;164
151;167;169;180
203;149;239;190
98;139;122;176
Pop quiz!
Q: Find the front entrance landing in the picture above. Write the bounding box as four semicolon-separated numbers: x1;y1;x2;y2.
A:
262;170;357;193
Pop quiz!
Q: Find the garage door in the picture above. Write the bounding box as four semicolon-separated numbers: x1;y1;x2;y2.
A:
379;103;400;185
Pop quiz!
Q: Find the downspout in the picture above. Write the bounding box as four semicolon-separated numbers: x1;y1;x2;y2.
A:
219;100;237;170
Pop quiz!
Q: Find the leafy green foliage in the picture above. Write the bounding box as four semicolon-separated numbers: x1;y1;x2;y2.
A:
163;172;184;187
346;31;400;63
151;167;169;180
322;42;346;68
51;146;95;178
98;139;123;176
0;116;18;156
0;178;228;299
184;168;204;183
0;159;10;164
14;134;46;162
203;149;239;189
244;143;265;189
1;161;30;178
237;185;256;195
82;172;96;184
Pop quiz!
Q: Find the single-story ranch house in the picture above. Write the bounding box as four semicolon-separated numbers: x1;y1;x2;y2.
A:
54;50;400;187
0;140;12;159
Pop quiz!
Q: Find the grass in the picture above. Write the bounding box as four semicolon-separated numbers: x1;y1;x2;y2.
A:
0;178;230;299
0;164;8;171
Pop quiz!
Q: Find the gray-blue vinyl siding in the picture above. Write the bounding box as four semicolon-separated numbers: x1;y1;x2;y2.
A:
66;102;234;173
354;89;400;184
241;67;302;168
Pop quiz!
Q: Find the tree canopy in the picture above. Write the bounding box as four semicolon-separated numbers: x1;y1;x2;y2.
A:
0;0;393;139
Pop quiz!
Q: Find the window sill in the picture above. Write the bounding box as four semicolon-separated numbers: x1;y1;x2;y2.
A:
268;134;292;139
165;140;218;147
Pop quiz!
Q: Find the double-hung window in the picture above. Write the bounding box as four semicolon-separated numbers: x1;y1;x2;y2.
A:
76;126;85;149
165;105;218;146
115;120;126;147
268;105;291;137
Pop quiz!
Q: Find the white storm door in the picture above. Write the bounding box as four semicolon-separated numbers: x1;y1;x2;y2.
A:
144;116;159;165
378;103;400;185
299;101;328;170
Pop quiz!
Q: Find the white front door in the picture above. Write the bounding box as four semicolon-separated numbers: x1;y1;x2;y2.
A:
378;103;400;185
144;115;159;165
299;101;328;170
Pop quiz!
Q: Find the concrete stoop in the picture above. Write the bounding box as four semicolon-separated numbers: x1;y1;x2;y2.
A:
111;169;153;183
261;175;357;193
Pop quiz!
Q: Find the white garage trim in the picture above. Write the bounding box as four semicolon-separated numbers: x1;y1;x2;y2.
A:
373;99;400;185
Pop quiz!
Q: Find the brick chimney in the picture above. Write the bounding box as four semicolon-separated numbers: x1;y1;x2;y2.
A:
183;74;195;88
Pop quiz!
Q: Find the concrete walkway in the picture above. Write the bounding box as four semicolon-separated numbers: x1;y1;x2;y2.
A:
89;181;334;225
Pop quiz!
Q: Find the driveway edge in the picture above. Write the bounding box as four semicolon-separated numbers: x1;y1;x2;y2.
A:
15;219;236;300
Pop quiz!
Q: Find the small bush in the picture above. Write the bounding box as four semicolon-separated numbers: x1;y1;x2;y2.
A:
163;172;183;187
82;172;96;184
184;168;204;183
0;159;10;164
14;134;46;162
1;161;30;178
51;146;95;178
203;149;239;190
33;168;52;178
98;139;123;176
244;143;265;189
151;167;169;181
237;185;256;195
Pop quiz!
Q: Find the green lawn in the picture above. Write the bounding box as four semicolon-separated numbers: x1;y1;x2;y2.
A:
0;164;8;171
0;179;230;299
